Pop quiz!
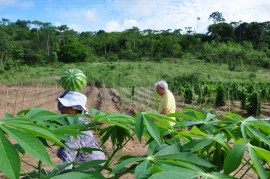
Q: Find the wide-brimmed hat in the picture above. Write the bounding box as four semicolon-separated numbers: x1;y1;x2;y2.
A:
58;91;88;112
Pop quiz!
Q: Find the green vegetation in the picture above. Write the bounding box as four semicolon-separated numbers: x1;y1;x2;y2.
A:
1;60;270;87
1;12;269;178
0;15;270;71
0;59;269;116
1;108;269;178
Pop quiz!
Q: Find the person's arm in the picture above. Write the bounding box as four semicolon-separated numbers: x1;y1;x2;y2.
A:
160;108;169;115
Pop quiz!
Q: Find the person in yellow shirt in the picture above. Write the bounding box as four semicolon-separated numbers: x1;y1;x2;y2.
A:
155;80;176;126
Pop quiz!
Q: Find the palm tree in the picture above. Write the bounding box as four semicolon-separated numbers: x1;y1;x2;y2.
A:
197;17;201;33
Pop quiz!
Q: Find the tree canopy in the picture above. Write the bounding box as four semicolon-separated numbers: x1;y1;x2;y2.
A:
0;13;270;70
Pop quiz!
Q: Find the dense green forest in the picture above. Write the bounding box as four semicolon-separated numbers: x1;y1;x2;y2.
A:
0;11;270;72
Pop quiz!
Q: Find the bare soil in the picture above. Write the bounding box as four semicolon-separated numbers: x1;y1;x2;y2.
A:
0;84;265;178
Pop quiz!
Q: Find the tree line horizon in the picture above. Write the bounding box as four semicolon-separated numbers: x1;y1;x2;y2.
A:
0;11;269;71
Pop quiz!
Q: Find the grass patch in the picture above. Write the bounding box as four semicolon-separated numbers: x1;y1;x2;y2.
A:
1;59;270;87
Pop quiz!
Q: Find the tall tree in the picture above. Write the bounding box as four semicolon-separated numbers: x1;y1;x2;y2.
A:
209;11;226;24
208;22;234;41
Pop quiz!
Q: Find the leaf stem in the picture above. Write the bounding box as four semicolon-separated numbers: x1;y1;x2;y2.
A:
38;160;42;179
104;133;135;170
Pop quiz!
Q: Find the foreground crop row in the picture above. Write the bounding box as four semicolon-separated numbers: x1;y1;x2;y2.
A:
0;108;269;178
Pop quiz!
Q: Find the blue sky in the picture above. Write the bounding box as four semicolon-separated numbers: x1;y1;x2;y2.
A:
0;0;269;33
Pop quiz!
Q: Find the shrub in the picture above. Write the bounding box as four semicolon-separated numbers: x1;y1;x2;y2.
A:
240;90;247;109
215;85;226;106
247;92;261;116
184;87;193;104
58;42;89;63
260;88;268;101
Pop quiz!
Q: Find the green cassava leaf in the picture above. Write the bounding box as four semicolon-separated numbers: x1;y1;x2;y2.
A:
90;108;105;118
135;159;152;179
205;113;217;122
13;143;26;155
1;126;54;167
149;165;163;174
148;170;200;179
168;113;197;122
240;122;248;140
112;157;145;174
190;138;213;152
207;172;236;178
49;162;74;176
144;115;161;145
158;160;204;172
246;119;270;127
93;113;134;124
147;140;161;155
0;130;20;179
223;143;247;174
51;171;103;179
149;170;234;179
102;113;135;122
24;108;56;120
154;144;180;156
79;147;104;153
53;128;83;138
145;113;179;129
5;122;65;147
154;152;214;168
184;109;205;120
214;133;230;150
4;113;14;119
248;144;268;179
254;125;270;135
223;113;244;121
251;145;270;163
53;124;87;131
67;115;78;125
190;126;208;136
135;113;144;143
74;160;106;172
246;125;270;146
108;125;131;148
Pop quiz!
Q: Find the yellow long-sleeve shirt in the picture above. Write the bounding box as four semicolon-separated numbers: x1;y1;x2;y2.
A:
158;90;176;126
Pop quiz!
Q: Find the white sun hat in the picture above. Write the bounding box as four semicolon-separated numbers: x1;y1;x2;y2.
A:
58;91;88;113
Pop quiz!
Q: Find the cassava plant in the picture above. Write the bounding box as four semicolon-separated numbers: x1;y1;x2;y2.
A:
184;87;193;104
215;85;226;106
247;91;262;116
0;107;269;179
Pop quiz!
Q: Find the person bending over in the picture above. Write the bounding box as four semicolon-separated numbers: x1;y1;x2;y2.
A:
56;91;105;170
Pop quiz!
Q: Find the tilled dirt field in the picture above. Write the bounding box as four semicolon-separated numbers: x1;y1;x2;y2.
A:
0;84;265;178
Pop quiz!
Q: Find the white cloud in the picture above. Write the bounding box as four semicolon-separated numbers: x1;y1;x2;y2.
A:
104;19;139;32
4;0;269;33
123;19;139;30
54;9;99;31
67;23;82;32
120;0;270;33
105;20;121;32
85;10;96;22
